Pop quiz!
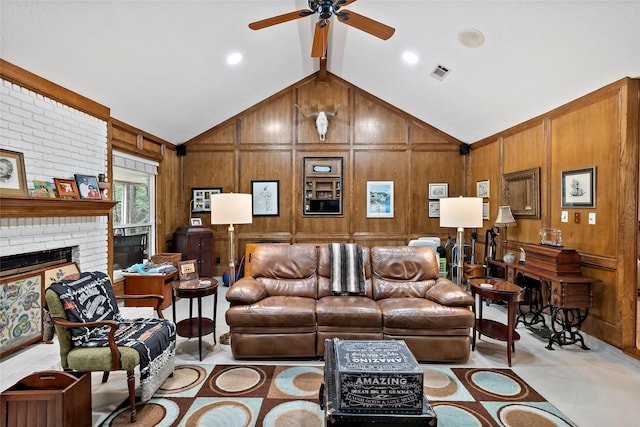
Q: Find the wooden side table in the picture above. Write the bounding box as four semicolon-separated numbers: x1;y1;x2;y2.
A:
172;278;218;361
469;277;524;367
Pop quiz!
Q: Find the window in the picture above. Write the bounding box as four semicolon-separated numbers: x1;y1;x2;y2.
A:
112;152;157;271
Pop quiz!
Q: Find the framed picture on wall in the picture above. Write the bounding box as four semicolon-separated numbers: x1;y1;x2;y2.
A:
477;180;490;198
561;167;596;208
428;183;448;199
483;202;490;220
0;149;28;196
367;181;394;218
192;187;222;212
428;201;440;218
252;180;279;216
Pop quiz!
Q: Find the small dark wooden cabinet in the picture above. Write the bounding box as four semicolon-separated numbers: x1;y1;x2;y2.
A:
173;226;214;277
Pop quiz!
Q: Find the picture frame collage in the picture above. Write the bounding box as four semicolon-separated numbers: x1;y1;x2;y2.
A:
427;183;448;218
0;148;106;200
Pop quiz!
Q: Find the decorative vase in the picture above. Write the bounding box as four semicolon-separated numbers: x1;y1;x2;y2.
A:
503;252;516;263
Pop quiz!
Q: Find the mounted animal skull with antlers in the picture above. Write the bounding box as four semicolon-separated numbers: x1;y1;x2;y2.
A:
295;104;341;141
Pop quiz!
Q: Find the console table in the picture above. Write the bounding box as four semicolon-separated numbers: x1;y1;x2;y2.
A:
487;244;596;350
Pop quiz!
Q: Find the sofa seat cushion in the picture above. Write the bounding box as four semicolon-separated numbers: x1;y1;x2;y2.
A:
225;296;316;327
377;297;474;330
316;296;382;327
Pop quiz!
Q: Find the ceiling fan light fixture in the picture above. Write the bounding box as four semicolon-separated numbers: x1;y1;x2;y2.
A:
430;64;451;81
458;28;485;48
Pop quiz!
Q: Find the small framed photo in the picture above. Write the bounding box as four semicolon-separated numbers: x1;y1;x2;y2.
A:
178;259;199;281
74;174;102;199
428;183;448;199
562;167;596;208
190;217;203;226
477;180;490;198
32;180;57;198
252;180;279;216
192;187;222;213
367;181;394;218
483;202;490;220
428;201;440;218
54;178;80;199
0;149;28;196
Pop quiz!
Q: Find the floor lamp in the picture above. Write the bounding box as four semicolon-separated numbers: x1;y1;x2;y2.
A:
440;197;484;288
495;205;516;260
210;193;252;346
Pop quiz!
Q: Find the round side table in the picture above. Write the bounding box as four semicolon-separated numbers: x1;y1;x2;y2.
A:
171;278;218;361
468;277;524;367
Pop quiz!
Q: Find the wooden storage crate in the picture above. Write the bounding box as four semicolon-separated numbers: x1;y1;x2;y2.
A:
151;252;182;267
1;371;91;427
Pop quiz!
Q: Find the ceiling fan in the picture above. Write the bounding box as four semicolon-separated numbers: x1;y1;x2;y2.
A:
249;0;395;57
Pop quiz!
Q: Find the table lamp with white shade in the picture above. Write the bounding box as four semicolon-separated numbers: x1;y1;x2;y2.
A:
440;196;484;287
494;205;517;261
210;193;253;286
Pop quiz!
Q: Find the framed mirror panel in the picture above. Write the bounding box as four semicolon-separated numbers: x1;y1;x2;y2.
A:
503;167;540;218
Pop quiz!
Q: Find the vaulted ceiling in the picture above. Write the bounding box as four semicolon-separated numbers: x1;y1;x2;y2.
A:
2;1;639;145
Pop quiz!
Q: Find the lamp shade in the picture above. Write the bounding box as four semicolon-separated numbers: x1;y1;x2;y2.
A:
439;197;483;228
495;205;516;226
210;193;253;225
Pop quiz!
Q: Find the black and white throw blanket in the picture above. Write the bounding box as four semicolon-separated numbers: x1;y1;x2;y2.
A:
329;243;366;295
49;272;175;401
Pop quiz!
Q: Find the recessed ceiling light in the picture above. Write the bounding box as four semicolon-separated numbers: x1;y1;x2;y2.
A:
402;51;418;65
457;29;485;48
226;52;242;65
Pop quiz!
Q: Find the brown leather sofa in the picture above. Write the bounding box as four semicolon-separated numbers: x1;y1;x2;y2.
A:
225;244;475;362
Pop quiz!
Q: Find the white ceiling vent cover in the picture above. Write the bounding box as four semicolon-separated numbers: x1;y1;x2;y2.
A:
430;65;451;81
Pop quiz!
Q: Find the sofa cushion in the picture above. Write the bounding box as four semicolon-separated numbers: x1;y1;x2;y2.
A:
371;246;441;300
250;244;318;298
225;296;316;327
316;296;382;327
377;297;475;330
371;246;439;281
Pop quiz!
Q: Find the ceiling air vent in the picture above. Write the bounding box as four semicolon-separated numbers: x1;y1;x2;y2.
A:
430;64;450;81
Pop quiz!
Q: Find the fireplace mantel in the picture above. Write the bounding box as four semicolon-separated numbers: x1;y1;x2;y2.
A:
0;196;118;218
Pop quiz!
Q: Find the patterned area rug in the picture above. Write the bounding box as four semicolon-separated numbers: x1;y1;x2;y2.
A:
101;364;576;426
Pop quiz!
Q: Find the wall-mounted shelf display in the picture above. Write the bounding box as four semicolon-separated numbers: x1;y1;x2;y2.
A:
303;157;343;216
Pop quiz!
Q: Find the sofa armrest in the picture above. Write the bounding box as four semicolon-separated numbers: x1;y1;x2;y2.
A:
425;278;474;307
226;277;268;304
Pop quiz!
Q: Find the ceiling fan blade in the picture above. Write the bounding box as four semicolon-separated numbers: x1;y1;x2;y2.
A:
337;10;395;40
248;10;311;30
311;19;330;57
334;0;357;10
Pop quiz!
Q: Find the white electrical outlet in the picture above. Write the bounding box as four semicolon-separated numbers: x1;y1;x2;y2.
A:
561;211;568;223
588;213;596;224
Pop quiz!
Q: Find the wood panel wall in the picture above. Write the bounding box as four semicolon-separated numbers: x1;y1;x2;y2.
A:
470;77;640;352
180;73;464;275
